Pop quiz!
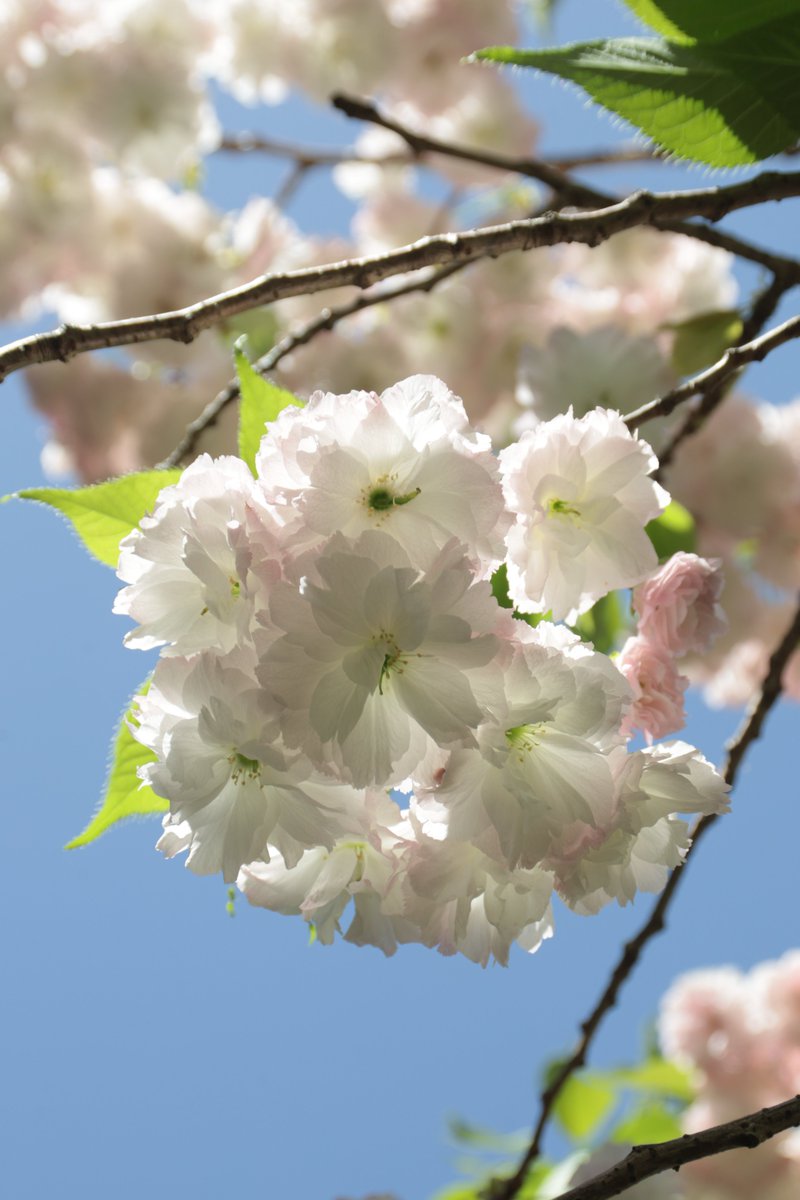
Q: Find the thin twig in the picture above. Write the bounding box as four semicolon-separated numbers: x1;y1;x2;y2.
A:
551;1093;800;1200
486;599;800;1200
158;260;468;468
218;130;410;169
219;130;655;173
624;312;800;431
654;272;796;469
332;93;800;276
6;170;800;384
274;160;311;210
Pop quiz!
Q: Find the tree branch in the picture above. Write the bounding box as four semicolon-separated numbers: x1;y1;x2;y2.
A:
217;130;410;169
6;170;800;384
332;94;800;276
486;598;800;1200
158;261;469;468
624;312;800;431
654;272;796;469
551;1093;800;1200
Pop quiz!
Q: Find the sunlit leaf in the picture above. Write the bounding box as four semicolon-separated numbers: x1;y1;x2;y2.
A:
66;679;166;849
15;469;182;568
646;500;696;561
491;563;514;609
669;309;743;376
235;339;302;475
611;1100;684;1144
624;0;800;42
605;1057;695;1102
553;1074;616;1142
475;15;800;166
572;591;625;654
448;1118;528;1154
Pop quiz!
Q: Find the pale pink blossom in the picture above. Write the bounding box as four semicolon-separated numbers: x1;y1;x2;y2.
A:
618;637;688;742
634;553;727;657
255;375;509;577
500;408;668;622
516;325;674;430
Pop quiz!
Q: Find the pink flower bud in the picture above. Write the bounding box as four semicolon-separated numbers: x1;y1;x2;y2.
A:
618;636;688;742
634;552;726;657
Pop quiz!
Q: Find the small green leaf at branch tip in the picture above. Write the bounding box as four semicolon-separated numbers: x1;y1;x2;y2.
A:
234;338;303;475
308;922;317;945
66;678;167;850
15;468;182;568
603;1056;695;1102
646;500;696;561
610;1099;684;1144
668;309;744;376
226;886;236;918
553;1073;616;1142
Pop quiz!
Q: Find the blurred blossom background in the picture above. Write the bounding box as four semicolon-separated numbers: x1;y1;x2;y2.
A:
1;1;799;1197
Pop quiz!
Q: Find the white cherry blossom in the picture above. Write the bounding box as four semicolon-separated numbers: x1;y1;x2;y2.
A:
138;650;367;882
412;624;629;869
115;454;282;657
255;374;509;577
259;530;506;787
499;407;668;622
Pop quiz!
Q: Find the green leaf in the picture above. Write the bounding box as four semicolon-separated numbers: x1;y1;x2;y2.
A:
572;591;625;654
431;1186;481;1200
527;0;564;33
491;563;514;609
534;1152;591;1200
624;0;800;43
610;1099;684;1144
553;1074;616;1142
15;469;182;568
448;1118;528;1154
646;500;696;560
605;1057;695;1102
669;309;743;376
66;680;167;849
235;340;302;474
225;307;279;359
475;17;800;166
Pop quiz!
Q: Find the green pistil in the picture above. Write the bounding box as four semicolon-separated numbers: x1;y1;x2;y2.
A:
548;497;581;518
379;652;399;694
230;752;261;783
506;723;546;754
368;485;421;511
229;577;241;598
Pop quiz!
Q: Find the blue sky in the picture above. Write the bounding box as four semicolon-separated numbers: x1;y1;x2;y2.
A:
2;3;799;1198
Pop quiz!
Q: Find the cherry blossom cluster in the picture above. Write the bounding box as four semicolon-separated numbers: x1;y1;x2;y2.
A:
617;553;726;743
8;0;797;716
664;394;800;710
652;952;800;1199
114;377;729;964
7;0;735;480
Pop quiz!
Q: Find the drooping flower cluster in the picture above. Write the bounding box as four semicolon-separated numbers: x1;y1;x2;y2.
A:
652;953;800;1199
618;552;726;743
663;395;800;710
115;378;729;964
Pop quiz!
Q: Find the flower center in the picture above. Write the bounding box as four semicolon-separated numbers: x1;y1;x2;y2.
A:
368;485;421;511
229;751;261;784
361;473;421;518
506;723;548;760
548;497;581;519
